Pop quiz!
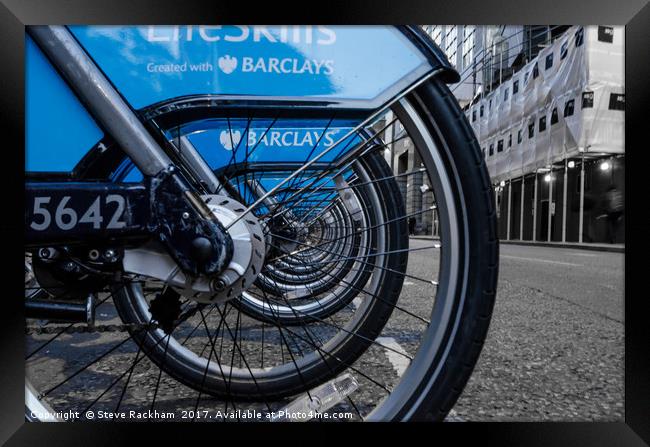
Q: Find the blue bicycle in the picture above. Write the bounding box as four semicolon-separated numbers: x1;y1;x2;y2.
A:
25;25;498;421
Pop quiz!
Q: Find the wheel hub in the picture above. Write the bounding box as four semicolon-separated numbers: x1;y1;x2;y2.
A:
122;194;265;303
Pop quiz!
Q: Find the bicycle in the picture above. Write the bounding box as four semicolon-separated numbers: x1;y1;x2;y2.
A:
25;25;498;421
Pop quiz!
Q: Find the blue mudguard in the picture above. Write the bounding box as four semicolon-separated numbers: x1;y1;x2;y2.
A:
122;117;362;182
26;26;457;173
25;35;104;172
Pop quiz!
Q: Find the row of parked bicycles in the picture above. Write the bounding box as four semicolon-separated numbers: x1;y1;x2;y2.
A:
25;25;497;421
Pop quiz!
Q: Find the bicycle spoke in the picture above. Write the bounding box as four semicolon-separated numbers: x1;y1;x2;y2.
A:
25;58;461;422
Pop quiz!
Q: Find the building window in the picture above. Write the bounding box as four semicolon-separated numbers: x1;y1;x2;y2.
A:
462;26;475;69
560;41;568;59
525;25;551;61
445;25;458;67
472;110;477;122
575;27;584;47
480;104;484;117
539;116;547;132
545;53;553;70
609;93;625;110
494;36;509;70
482;147;486;158
489;143;494;156
513;80;519;94
431;25;444;47
504;87;509;102
576;164;592;193
497;139;504;152
532;63;539;79
598;26;614;43
582;91;594;108
508;134;512;147
528;122;535;138
564;99;575;117
551;107;559;124
517;129;523;144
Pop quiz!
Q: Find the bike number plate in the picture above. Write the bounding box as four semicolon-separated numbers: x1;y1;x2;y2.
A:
26;183;148;244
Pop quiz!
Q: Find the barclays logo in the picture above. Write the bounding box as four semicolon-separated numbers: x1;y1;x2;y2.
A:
217;128;342;151
218;55;238;74
219;130;242;150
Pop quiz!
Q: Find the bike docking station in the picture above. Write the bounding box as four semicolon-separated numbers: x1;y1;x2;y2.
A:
24;25;499;423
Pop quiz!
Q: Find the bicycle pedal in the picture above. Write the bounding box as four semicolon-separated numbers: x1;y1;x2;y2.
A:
26;293;95;326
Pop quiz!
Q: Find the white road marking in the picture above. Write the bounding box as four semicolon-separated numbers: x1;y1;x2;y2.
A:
446;409;463;422
351;286;464;421
501;255;581;267
376;337;410;376
403;281;415;286
351;300;409;377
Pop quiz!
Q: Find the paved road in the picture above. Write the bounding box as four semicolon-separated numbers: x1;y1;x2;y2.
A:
25;241;623;421
451;243;624;421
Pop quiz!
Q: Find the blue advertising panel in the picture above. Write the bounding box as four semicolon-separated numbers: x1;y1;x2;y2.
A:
25;35;104;172
70;26;432;110
27;26;423;173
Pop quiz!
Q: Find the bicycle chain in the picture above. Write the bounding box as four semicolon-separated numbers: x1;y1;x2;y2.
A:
25;302;206;335
25;322;156;335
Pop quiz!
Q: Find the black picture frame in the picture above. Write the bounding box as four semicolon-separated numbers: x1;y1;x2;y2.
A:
1;0;647;444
